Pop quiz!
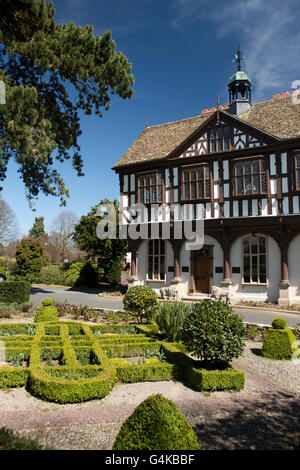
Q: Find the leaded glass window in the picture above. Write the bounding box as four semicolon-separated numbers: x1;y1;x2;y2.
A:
137;173;162;203
234;159;267;195
210;126;230;152
182;166;211;200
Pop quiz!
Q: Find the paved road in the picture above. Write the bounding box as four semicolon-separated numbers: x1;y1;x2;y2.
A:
30;286;300;327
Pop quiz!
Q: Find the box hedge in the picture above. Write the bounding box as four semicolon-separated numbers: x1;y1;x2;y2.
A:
0;280;31;304
262;328;300;360
0;320;245;402
34;306;59;323
113;394;201;450
187;365;245;391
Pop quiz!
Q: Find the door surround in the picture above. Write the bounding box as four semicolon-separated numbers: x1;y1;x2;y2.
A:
189;245;213;294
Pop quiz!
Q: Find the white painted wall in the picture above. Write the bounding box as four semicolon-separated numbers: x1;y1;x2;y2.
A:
230;234;281;302
288;234;300;300
205;235;223;287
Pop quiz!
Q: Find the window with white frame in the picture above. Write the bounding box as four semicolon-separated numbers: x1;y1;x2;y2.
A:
148;239;165;280
243;236;267;284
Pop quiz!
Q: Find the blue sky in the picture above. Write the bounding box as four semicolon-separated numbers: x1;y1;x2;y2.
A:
2;0;300;236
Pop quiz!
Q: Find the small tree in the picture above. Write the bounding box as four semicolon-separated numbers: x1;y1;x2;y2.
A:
29;216;46;239
181;300;245;366
107;255;123;286
72;199;127;281
123;286;159;324
15;238;49;276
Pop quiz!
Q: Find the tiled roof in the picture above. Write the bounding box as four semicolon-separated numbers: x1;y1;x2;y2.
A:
114;92;300;168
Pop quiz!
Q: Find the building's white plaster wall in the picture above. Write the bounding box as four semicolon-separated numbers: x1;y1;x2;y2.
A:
288;234;300;301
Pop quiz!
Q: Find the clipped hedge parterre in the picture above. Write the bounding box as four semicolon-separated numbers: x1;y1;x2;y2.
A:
0;319;245;402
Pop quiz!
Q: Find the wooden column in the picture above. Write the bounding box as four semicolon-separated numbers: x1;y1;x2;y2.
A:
171;240;182;283
279;241;290;284
221;240;232;287
278;233;292;306
221;233;232;287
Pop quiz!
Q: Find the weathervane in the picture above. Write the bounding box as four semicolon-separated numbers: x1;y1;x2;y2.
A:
233;45;244;71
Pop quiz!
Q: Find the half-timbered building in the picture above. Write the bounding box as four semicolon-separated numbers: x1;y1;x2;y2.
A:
113;52;300;305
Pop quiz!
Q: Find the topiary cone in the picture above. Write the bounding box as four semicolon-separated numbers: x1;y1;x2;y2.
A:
112;393;201;450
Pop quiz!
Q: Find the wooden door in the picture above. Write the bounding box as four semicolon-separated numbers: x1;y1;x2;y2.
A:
194;258;211;293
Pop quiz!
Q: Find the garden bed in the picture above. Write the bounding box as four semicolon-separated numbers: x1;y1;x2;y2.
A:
0;321;245;402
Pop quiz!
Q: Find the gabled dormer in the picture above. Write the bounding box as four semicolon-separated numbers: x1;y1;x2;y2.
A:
177;112;278;159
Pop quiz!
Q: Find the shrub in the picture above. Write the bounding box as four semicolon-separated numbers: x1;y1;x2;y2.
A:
262;328;300;360
15;239;49;276
0;280;31;304
62;261;100;287
123;286;159;324
107;256;123;286
155;301;191;342
42;298;53;307
77;262;99;287
181;300;245;366
0;428;44;450
272;317;287;330
112;394;201;450
34;306;59;323
187;364;245;392
18;301;35;314
0;303;15;318
53;301;98;321
62;261;84;285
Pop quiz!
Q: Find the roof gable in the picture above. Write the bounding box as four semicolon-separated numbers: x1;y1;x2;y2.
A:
171;111;278;160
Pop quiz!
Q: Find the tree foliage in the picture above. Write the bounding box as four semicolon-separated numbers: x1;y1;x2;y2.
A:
15;237;49;275
123;286;159;324
0;0;134;206
181;300;245;366
29;216;46;238
72;199;127;279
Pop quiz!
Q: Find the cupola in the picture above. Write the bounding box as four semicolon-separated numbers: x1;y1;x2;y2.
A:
228;46;252;115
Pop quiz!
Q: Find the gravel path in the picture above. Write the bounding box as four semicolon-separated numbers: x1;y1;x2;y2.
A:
233;341;300;395
0;341;299;450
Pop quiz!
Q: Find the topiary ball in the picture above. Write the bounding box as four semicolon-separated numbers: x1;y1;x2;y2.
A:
181;299;245;366
112;394;201;450
42;297;53;307
271;317;287;330
123;286;159;324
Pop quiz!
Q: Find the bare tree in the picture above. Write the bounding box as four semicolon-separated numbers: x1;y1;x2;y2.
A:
51;211;78;262
0;197;19;247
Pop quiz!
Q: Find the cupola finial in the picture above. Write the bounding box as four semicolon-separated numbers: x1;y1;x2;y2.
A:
233;45;244;72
